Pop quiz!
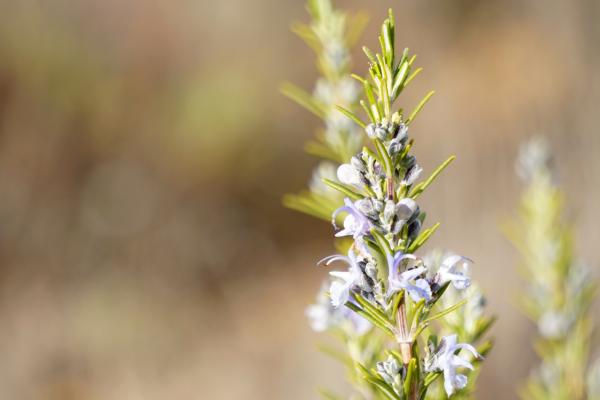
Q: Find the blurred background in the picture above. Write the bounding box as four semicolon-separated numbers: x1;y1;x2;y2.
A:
0;0;599;398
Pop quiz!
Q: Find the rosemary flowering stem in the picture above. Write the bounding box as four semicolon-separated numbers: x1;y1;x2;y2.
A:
291;6;492;399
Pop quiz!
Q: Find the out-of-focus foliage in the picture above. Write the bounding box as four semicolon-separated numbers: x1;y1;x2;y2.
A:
506;137;598;400
282;0;367;221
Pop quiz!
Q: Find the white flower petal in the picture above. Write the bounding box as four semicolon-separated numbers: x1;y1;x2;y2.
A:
337;164;361;185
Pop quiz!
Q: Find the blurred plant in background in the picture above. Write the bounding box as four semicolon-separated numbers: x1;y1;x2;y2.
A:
506;137;599;400
281;0;367;221
284;4;493;398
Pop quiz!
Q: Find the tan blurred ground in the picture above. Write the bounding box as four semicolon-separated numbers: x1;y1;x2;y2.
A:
0;0;599;399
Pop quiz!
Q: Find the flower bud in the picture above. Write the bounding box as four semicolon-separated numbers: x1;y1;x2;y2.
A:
337;163;361;185
408;218;422;240
366;123;376;138
350;154;367;173
375;127;388;140
396;198;420;221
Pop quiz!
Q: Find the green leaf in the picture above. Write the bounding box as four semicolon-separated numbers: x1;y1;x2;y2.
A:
410;155;456;199
304;140;342;162
405;90;435;125
290;23;319;52
322;178;364;200
407;222;440;253
345;301;395;337
423;371;441;389
403;358;417;397
335;105;366;128
422;299;468;325
391;61;409;99
370;227;392;255
365;377;402;400
347;11;369;47
374;138;393;176
392;290;405;316
280;82;326;119
408;298;426;334
354;293;393;326
362;46;377;65
404;67;422;87
360;100;376;123
282;193;333;221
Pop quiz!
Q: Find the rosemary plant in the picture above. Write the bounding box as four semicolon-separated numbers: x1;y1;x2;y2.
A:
285;5;493;399
282;0;367;221
507;137;599;400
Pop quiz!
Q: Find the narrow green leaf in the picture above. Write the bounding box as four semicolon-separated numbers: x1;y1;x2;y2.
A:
345;301;395;337
407;222;441;253
282;193;332;221
392;290;405;317
346;11;369;46
290;23;319;52
351;73;367;85
363;80;377;108
335;105;366;128
403;358;417;397
363;46;377;65
382;21;392;64
304;141;341;162
374;139;393;176
354;294;393;326
408;299;426;334
322;178;363;200
422;299;468;324
280;82;326;119
410;155;456;199
360;100;376;123
370;227;392;255
391;61;409;98
405;90;435;125
365;377;401;400
403;67;423;87
423;371;441;388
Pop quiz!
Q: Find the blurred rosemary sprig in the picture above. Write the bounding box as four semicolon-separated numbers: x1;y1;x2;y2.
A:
506;137;599;400
281;0;367;221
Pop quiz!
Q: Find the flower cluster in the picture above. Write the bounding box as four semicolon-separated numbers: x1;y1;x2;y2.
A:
507;137;599;400
292;9;491;399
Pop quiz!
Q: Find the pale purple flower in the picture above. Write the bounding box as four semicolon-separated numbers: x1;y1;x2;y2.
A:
319;250;363;308
427;334;482;397
332;198;371;239
437;255;472;290
387;251;432;302
306;282;370;334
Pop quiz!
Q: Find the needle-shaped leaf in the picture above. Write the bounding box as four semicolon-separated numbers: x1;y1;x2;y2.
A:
335;105;366;128
374;138;394;176
410;155;456;199
280;82;326;119
407;222;440;253
345;301;395;337
322;178;364;200
422;299;468;325
405;90;435;125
